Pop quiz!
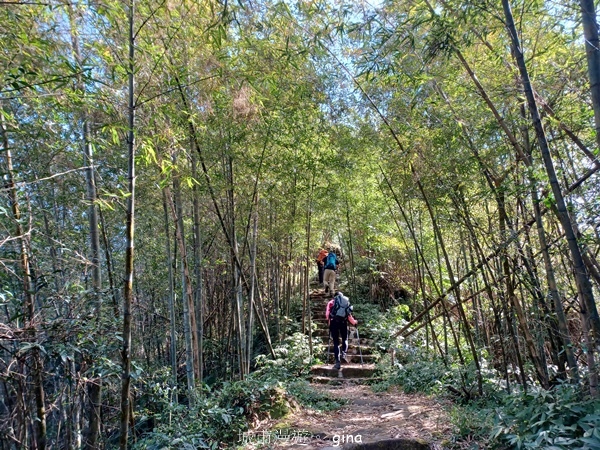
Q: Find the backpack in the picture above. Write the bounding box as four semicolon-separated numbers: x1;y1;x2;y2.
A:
331;293;351;320
316;250;328;264
324;252;337;270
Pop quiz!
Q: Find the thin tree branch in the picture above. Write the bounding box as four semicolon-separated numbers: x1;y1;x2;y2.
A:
0;167;90;193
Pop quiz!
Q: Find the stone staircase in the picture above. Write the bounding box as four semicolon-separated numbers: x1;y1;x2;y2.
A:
308;289;377;384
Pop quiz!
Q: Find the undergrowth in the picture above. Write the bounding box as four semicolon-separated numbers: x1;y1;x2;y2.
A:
488;383;600;449
371;344;600;449
131;333;344;449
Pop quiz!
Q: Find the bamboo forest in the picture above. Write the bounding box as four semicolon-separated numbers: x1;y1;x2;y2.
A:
2;0;600;448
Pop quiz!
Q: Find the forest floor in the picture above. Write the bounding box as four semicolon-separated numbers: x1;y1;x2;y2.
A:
250;382;455;449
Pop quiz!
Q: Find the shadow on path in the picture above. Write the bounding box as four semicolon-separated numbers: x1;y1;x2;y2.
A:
259;383;452;449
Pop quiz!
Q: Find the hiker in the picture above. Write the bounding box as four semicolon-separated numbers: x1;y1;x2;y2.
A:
326;292;358;370
315;247;329;284
323;247;338;294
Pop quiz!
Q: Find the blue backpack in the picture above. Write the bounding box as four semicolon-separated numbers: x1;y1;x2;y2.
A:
324;252;337;270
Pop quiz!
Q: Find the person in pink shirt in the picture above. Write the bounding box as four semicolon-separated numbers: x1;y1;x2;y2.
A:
326;292;358;369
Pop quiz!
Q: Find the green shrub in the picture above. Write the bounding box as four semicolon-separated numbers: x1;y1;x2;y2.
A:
287;379;347;411
447;401;496;448
371;349;451;394
133;332;325;449
364;303;410;348
489;383;600;449
218;375;300;421
374;348;600;450
253;332;314;378
132;396;242;450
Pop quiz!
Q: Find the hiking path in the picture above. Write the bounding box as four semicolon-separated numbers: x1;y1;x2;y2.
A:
252;289;455;449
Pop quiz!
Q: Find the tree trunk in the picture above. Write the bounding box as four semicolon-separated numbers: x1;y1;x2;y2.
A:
417;180;483;395
226;154;245;379
119;0;136;444
246;205;258;373
66;5;103;446
384;172;462;367
497;190;549;388
345;196;357;300
2;105;47;450
167;176;196;394
191;145;204;389
162;190;178;400
503;0;600;394
517;99;578;380
580;0;600;151
519;228;564;376
456;196;512;391
581;309;599;396
98;205;119;317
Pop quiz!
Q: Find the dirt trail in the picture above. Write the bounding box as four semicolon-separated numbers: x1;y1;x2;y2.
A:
246;287;452;449
254;383;453;449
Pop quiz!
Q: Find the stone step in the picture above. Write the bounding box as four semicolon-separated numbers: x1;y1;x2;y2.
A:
312;325;367;330
315;350;377;361
309;290;331;297
308;290;381;381
319;354;378;364
310;316;329;322
318;345;376;355
313;337;375;346
310;318;370;327
312;330;373;340
314;341;376;352
309;376;344;385
316;336;376;346
310;320;328;326
310;364;376;378
308;375;381;385
314;331;374;340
